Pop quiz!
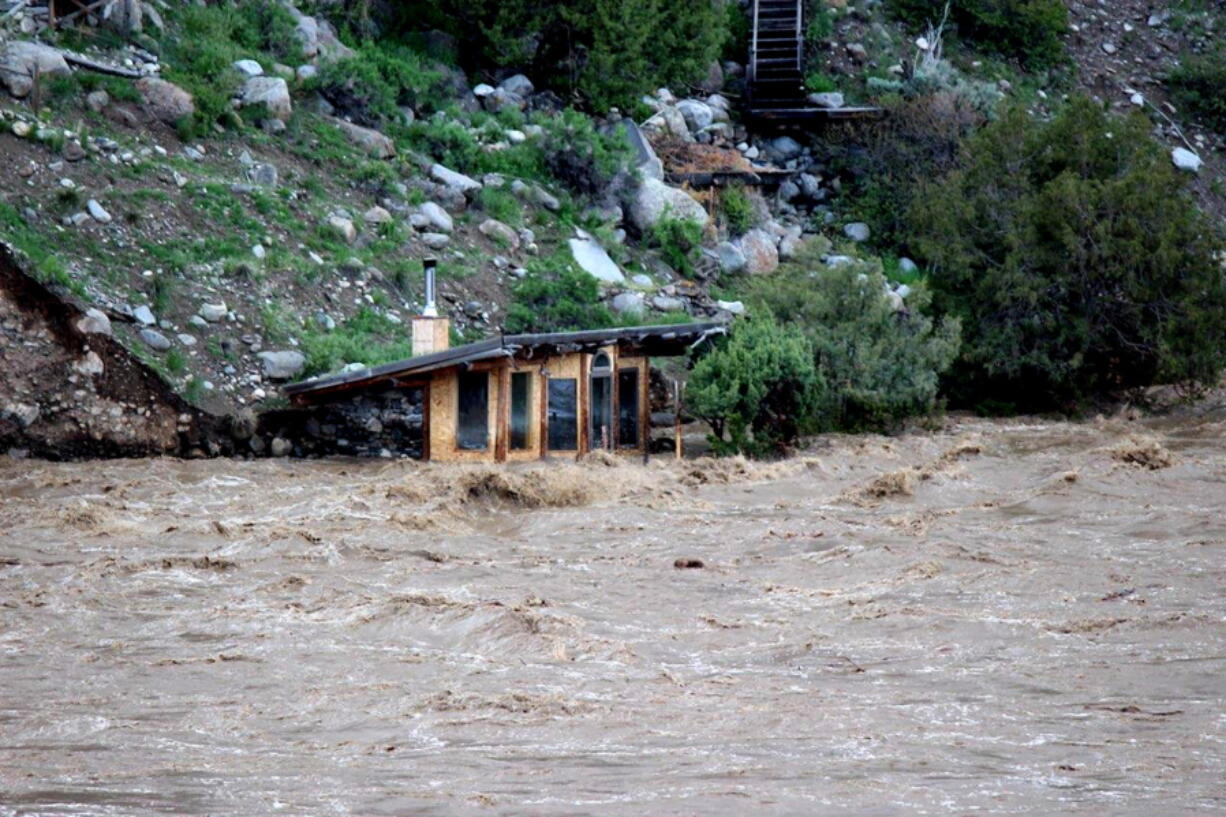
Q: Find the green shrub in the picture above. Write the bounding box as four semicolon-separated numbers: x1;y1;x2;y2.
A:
1168;48;1226;133
721;185;753;235
688;314;825;456
300;307;414;376
390;0;725;111
744;247;961;431
504;254;614;333
910;98;1226;409
647;214;703;277
538;109;632;196
887;0;1067;68
308;41;446;127
832;92;985;253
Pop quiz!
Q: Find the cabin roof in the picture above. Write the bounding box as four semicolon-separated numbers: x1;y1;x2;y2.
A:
283;321;726;404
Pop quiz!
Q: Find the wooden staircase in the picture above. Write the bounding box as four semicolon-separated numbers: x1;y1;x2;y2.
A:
746;0;882;124
747;0;807;118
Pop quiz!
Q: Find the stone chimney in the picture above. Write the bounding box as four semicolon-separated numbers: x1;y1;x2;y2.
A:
412;257;449;356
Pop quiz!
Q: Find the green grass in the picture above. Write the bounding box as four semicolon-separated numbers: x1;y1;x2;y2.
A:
0;202;83;295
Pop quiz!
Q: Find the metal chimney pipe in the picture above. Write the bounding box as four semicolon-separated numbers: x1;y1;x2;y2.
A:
422;257;438;317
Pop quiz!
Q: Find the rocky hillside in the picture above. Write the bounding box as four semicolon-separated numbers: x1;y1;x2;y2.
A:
0;0;1222;454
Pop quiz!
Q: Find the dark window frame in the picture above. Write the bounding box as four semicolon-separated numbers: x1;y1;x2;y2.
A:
547;377;578;452
510;371;532;451
456;370;489;451
617;368;640;449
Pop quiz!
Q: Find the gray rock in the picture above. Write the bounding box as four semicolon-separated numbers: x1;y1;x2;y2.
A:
844;222;871;242
778;180;801;202
177;333;198;347
135;77;195;123
1172;147;1203;173
430;163;482;195
132;305;157;326
479;219;519;249
473;83;496;97
86;199;112;224
528;184;560;212
86;89;110;112
419;202;453;232
327;215;357;243
717;299;746;315
296;64;318;82
233;59;264;77
248;162;278;187
331;118;396;158
568;232;625;284
270;437;293;457
632;273;654;287
62;140;86;162
738;229;779;275
797;173;823;200
716;241;747;273
765;136;803;163
778;234;803;260
824;255;855;267
139;328;171;351
76;308;113;336
899;257;919;274
258;350;306;380
1;42;71;98
198;302;228;322
239;76;292;121
611;292;645;316
628;177;708;231
808;91;844;109
421;232;451;249
363;206;392;225
651;295;685;312
676;99;714;132
499;73;534;97
483;88;525;112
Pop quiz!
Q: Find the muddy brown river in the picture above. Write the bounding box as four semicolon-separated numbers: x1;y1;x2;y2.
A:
1;410;1224;815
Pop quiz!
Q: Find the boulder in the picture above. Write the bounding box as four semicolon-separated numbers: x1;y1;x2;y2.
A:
421;232;451;249
899;257;919;274
716;241;747;273
288;8;354;61
198;302;227;322
482;88;525;112
0;42;71;98
418;202;453;233
233;59;264;77
642;106;692;141
134;77;195;123
363;206;392;225
808;91;844;109
479;219;520;249
843;222;871;242
717;299;746;315
132;305;157;326
327;215;357;243
75;308;113;337
652;294;686;312
139;328;171;351
430;163;482;196
764;135;803;163
628;178;708;232
738;229;779;274
86;199;112;225
258;350;306;380
1172;147;1203;174
611;292;645;316
568;232;625;284
239;76;292;121
332;118;395;158
676;99;714;132
499;74;534;97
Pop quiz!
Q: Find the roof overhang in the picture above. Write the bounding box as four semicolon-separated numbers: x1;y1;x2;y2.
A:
283;321;726;405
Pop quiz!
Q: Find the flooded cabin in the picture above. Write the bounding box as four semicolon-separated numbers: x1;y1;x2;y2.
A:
283;312;723;463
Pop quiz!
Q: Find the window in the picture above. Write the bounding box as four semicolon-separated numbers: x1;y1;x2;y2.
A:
591;374;612;450
457;371;488;450
547;378;578;451
510;372;532;451
618;369;639;448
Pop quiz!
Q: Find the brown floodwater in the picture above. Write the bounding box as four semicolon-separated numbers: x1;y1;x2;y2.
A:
1;409;1224;815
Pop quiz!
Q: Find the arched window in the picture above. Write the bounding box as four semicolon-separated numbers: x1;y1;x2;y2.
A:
592;352;612;374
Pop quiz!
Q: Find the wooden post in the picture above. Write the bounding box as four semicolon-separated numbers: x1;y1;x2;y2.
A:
493;362;509;463
421;381;431;461
674;379;683;461
538;364;550;461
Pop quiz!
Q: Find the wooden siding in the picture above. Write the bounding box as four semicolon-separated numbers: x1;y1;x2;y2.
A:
423;348;651;463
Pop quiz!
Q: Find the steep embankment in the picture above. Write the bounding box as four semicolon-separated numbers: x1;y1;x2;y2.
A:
0;241;210;458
